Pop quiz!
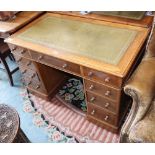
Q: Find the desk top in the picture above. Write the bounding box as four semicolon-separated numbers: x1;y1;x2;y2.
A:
0;11;43;37
5;13;149;77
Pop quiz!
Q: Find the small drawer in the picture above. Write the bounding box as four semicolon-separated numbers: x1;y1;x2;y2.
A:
8;44;31;58
86;91;119;113
14;55;35;70
22;76;47;94
83;66;122;88
30;51;81;75
85;80;121;101
19;66;40;84
87;103;117;126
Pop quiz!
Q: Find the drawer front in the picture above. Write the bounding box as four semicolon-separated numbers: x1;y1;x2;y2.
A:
30;51;81;75
86;91;118;113
14;54;35;70
19;66;40;84
87;103;117;126
83;67;122;88
23;76;47;94
8;44;31;58
85;80;121;101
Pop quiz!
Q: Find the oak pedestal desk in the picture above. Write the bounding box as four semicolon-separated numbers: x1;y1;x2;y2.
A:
5;12;151;133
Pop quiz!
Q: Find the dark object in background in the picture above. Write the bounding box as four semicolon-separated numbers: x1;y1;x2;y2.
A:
0;38;19;86
0;11;18;21
0;104;29;143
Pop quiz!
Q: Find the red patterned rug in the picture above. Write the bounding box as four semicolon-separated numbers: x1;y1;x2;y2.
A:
21;89;120;143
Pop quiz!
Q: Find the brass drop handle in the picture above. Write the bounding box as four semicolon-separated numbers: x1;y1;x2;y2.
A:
105;103;110;108
27;61;31;66
105;77;110;83
21;49;26;54
21;69;27;74
105;90;111;96
35;85;40;89
17;57;22;62
91;110;95;115
88;72;93;77
62;63;68;68
38;55;43;61
89;85;94;90
90;97;95;102
104;115;109;121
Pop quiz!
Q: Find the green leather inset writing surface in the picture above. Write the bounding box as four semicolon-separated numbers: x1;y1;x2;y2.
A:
18;16;138;65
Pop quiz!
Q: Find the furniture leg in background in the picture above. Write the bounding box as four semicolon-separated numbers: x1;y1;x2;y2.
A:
0;40;19;86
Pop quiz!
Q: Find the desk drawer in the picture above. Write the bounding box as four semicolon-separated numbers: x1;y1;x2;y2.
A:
23;77;47;94
83;67;122;88
86;91;118;113
14;55;35;70
85;80;121;101
8;44;31;58
87;103;117;126
20;66;40;84
30;51;81;75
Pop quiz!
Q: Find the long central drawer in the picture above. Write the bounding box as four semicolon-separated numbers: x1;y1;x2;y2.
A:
30;50;81;75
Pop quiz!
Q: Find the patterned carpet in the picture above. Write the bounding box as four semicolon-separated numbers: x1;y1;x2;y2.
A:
0;58;65;142
22;88;119;143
